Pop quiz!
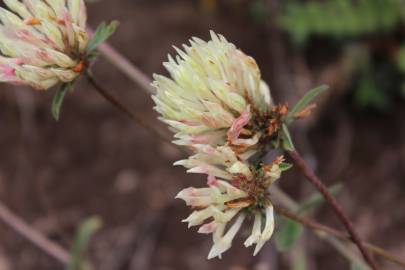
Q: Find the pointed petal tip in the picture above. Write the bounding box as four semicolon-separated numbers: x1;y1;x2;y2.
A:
207;249;217;260
173;160;184;166
253;241;265;256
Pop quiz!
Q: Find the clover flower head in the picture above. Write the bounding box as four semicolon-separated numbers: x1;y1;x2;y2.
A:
152;31;275;157
155;31;292;259
175;145;283;258
0;0;88;90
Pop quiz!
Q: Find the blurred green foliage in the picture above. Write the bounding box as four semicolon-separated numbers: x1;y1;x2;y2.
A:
275;218;303;251
397;45;405;96
279;0;405;45
277;0;405;110
296;183;342;213
397;45;405;73
350;49;401;110
249;0;267;23
354;73;390;110
351;262;364;270
68;217;102;270
275;184;342;252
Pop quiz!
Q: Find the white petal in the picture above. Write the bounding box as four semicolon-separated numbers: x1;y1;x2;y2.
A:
244;213;262;247
253;206;274;256
228;161;252;179
208;214;245;259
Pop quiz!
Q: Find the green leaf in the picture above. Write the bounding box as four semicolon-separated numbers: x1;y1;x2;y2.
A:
287;85;329;123
279;162;293;172
52;82;74;121
281;124;295;151
275;218;304;251
68;216;102;270
298;183;343;213
87;21;119;53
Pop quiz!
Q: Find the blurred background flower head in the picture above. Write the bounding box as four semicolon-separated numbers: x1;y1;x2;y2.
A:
0;0;88;90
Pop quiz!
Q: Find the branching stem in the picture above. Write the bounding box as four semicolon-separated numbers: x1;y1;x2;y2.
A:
288;150;379;270
91;40;402;268
275;206;405;268
1;197;403;267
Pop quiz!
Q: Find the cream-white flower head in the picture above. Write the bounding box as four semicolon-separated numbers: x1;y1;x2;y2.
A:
175;145;282;258
155;31;284;259
0;0;88;90
152;31;273;157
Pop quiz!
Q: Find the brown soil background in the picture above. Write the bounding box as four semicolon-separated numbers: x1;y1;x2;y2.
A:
0;1;404;270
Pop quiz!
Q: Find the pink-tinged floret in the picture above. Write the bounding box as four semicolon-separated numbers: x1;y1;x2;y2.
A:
207;175;219;187
198;221;218;234
227;106;251;143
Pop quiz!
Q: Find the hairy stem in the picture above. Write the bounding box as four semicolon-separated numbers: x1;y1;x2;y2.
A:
287;150;379;270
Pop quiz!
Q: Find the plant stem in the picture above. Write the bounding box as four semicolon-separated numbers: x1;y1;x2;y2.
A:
1;192;402;267
85;72;179;151
275;206;405;268
287;150;379;270
87;27;155;95
85;33;398;268
271;187;369;269
0;201;70;264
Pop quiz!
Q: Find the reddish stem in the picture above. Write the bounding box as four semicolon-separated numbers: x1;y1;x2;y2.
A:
288;150;379;270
